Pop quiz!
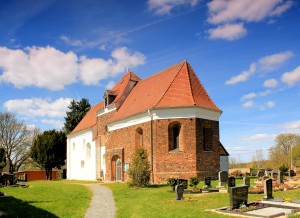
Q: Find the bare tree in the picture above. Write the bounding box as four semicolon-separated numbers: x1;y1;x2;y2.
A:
0;112;39;173
251;149;264;169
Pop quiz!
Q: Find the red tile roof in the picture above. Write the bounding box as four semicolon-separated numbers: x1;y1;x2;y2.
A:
109;60;221;122
71;101;104;134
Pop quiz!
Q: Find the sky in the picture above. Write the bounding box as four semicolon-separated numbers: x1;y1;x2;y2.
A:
0;0;299;162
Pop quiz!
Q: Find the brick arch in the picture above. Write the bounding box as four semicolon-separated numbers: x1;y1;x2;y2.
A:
135;127;143;147
168;121;181;151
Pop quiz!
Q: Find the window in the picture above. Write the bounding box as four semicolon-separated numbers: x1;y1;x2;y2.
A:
73;143;75;151
81;160;85;168
135;128;143;147
203;128;213;151
86;143;91;159
168;122;181;151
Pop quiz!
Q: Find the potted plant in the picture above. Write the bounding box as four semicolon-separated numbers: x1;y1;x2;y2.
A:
189;177;200;192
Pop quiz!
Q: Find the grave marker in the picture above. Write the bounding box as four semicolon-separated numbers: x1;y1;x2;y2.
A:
228;176;236;190
229;185;249;209
289;170;295;177
278;171;284;184
263;178;274;200
243;176;250;187
218;171;228;186
175;184;184;201
204;177;212;187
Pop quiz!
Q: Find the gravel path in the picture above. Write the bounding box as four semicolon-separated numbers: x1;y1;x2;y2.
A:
85;184;116;218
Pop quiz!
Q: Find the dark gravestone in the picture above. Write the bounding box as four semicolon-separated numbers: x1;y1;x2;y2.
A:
271;172;278;179
175;184;184;201
228;176;236;190
218;171;228;186
243;176;250;187
278;171;284;184
229;185;249;209
204;177;212;187
257;170;264;178
264;178;274;200
289;170;295;177
178;179;188;189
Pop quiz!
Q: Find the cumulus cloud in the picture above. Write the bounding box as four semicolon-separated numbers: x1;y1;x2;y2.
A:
259;51;294;72
259;90;272;97
208;23;247;41
0;46;146;90
206;0;293;40
225;63;256;85
263;79;278;88
0;46;78;90
4;97;73;118
41;119;64;130
79;47;145;85
260;101;275;110
148;0;199;15
243;100;255;108
280;120;300;132
281;66;300;86
241;92;257;101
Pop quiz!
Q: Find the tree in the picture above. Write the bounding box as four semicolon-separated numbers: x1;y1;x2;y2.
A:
251;149;265;169
64;98;91;134
31;130;66;180
128;147;151;187
0;146;6;174
269;133;300;170
0;112;38;173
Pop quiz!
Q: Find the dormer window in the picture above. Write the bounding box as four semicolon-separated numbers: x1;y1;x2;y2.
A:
104;90;117;108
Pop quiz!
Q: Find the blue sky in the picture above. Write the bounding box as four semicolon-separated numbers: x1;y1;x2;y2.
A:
0;0;299;162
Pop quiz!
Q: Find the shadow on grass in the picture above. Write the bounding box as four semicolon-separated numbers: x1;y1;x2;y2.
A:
0;195;58;218
147;184;168;188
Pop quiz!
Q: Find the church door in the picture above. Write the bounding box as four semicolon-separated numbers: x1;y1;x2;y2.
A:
111;155;121;181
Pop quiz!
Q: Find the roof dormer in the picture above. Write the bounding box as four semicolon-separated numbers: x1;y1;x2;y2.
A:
104;90;117;108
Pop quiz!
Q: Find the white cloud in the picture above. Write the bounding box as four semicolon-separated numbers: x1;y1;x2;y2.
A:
241;92;257;101
148;0;199;15
263;79;278;88
225;63;256;85
243;100;255;108
259;89;272;97
259;51;293;72
4;97;73;118
0;46;78;90
242;133;276;142
79;47;145;85
60;35;83;47
41;119;64;130
280;120;300;132
207;0;293;24
105;81;115;90
281;66;300;86
208;23;247;41
0;46;146;90
260;101;275;110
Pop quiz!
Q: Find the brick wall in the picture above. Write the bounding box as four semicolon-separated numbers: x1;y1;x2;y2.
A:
97;112;221;183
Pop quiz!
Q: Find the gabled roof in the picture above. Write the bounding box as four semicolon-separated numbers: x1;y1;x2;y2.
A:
109;60;221;122
70;101;104;134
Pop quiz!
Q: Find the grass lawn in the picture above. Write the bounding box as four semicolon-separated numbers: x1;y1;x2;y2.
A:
105;178;300;218
0;180;94;218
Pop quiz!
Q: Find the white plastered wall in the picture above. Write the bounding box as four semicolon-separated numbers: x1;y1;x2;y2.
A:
67;129;97;180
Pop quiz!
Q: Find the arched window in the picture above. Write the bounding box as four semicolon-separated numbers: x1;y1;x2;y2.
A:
135;127;143;147
168;122;181;151
81;160;85;168
86;143;91;159
203;128;213;151
73;142;75;151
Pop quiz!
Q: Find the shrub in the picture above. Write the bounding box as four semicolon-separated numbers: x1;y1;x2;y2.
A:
167;178;178;191
189;177;199;190
279;163;288;173
128;147;151;188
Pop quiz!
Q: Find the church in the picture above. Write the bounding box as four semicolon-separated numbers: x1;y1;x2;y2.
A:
66;60;229;183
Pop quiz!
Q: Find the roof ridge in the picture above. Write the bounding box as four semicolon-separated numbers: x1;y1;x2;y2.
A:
153;61;185;108
185;61;196;106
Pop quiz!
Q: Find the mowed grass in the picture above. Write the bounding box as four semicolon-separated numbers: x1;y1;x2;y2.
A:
0;180;94;218
105;178;300;218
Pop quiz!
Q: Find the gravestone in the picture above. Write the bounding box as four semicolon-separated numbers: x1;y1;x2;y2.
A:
289;170;295;177
229;185;249;209
204;177;212;187
218;171;228;186
271;172;278;179
178;179;188;189
278;171;284;184
263;178;274;200
228;176;236;190
243;176;250;187
175;184;184;201
257;170;264;178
